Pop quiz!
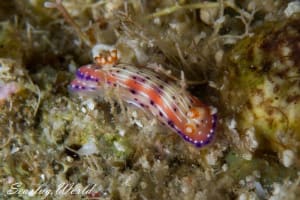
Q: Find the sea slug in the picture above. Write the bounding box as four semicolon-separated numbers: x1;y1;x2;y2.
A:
70;46;217;147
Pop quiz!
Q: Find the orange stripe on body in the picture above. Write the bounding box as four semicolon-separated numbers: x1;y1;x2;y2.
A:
124;79;143;93
106;74;117;84
124;79;183;130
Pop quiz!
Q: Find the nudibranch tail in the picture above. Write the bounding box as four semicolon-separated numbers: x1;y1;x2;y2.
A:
181;105;217;147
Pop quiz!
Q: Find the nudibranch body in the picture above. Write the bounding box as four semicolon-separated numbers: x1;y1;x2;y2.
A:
70;48;217;147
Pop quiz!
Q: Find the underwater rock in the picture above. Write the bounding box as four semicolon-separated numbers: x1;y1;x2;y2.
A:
221;16;300;165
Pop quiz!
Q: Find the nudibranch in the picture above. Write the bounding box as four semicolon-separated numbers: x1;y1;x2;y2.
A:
70;46;217;147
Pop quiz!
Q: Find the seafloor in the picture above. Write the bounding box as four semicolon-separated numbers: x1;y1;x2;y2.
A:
0;0;299;199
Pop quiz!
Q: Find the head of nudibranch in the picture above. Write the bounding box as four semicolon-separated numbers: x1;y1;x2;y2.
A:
182;102;217;147
70;44;120;93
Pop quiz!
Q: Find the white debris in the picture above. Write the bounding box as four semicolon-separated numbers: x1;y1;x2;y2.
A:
28;190;35;197
237;192;258;200
214;16;225;26
40;174;45;181
284;1;300;17
81;107;87;113
68;60;77;73
269;182;291;200
82;99;96;111
242;152;253;161
193;31;207;44
137;155;151;170
205;151;218;166
209;106;218;115
222;164;228;172
254;181;267;199
118;128;126;136
228;118;237;130
245;127;258;151
113;141;126;152
215;49;224;66
78;139;99;156
280;149;295;167
123;172;140;188
281;46;292;57
200;7;219;25
130;111;144;128
10;145;20;154
6;176;15;184
153;17;161;25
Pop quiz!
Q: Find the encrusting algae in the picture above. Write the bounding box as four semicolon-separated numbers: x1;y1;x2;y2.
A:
221;16;300;167
0;0;299;199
